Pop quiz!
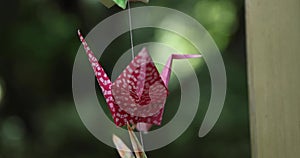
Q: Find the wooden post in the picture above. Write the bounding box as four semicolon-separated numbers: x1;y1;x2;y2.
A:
246;0;300;157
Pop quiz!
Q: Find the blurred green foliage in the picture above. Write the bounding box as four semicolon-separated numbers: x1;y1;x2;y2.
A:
0;0;249;157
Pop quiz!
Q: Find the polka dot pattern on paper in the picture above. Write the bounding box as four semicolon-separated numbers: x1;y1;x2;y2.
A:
78;31;167;127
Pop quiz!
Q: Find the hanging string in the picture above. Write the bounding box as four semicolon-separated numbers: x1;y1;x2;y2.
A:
128;2;135;59
139;130;145;149
128;1;145;150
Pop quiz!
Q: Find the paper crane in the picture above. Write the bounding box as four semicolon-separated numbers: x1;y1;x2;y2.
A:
78;30;201;131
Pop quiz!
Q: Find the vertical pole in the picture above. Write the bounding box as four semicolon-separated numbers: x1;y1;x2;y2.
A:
246;0;300;158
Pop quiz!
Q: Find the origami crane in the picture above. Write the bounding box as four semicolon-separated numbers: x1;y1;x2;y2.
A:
100;0;149;9
78;30;201;131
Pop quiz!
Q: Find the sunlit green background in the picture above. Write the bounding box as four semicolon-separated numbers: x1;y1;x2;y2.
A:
0;0;249;157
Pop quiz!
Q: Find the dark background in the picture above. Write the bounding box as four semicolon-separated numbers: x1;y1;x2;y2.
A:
0;0;249;157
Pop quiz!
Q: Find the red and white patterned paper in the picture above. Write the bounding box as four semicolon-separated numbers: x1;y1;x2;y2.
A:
112;48;168;119
78;30;202;129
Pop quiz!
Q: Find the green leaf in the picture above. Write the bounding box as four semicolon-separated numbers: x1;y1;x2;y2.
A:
100;0;149;9
113;0;128;9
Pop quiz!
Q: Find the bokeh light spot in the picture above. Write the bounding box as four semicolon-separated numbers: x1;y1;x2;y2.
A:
194;0;238;50
1;116;25;142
